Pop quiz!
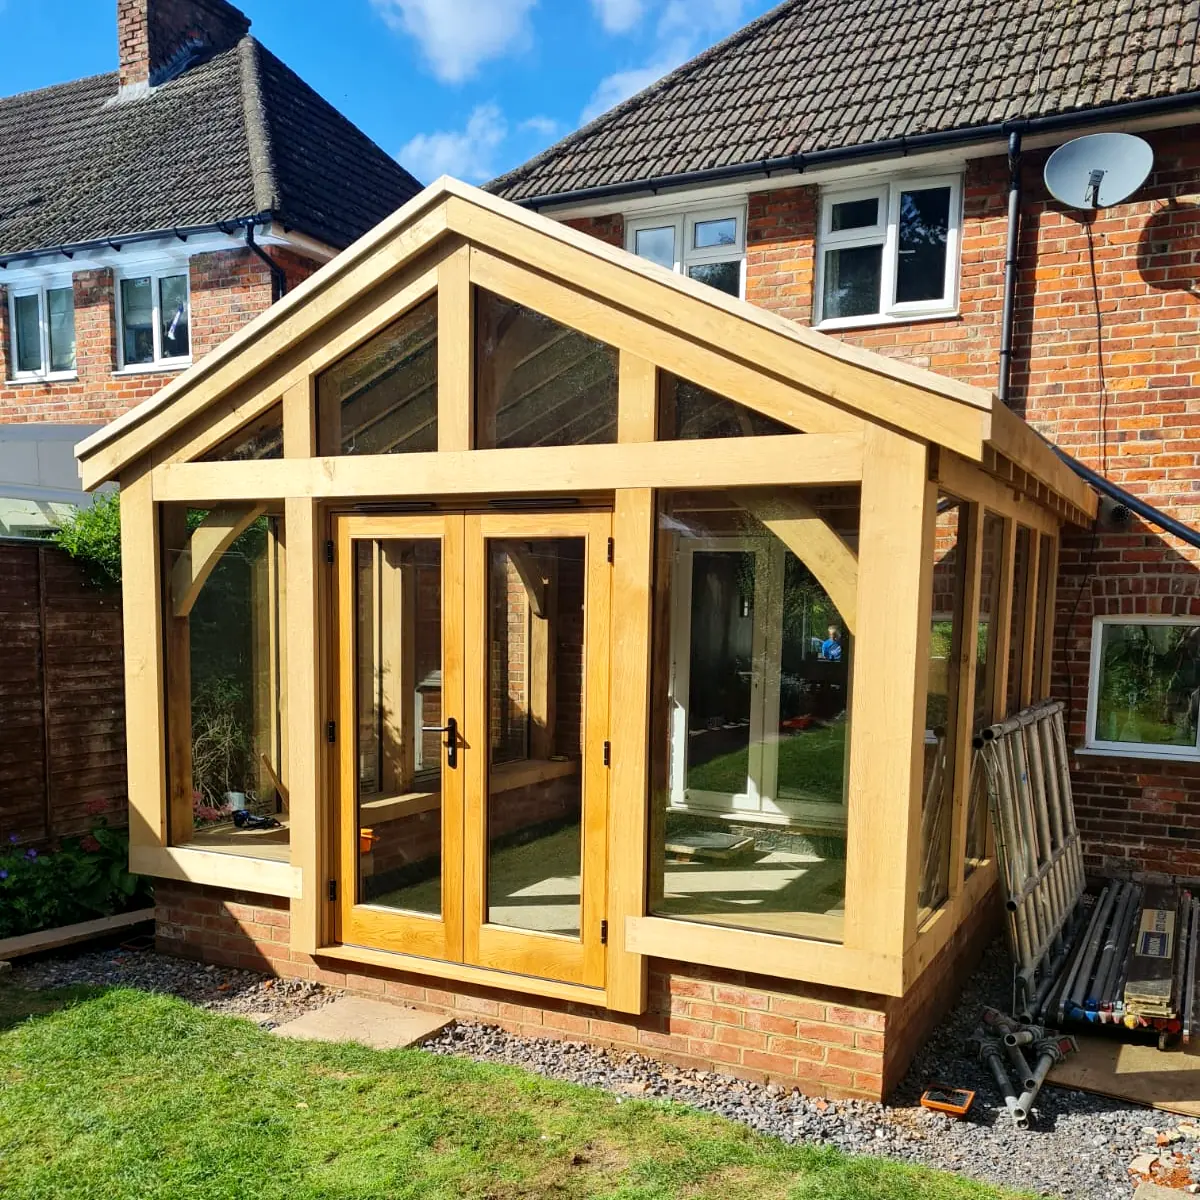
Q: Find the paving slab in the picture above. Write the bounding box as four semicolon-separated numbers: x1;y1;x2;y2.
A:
1134;1183;1194;1199
271;995;449;1050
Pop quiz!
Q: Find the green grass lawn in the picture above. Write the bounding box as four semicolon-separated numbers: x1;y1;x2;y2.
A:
688;723;846;803
0;984;1026;1200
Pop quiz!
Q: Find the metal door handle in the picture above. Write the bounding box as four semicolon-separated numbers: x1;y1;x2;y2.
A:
421;716;458;769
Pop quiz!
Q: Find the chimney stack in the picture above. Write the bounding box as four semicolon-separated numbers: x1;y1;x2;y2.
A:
117;0;251;91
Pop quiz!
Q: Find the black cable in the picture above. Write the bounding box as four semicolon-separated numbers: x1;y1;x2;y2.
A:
1084;220;1110;476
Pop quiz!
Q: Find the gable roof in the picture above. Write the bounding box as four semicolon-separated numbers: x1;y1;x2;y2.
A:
74;177;1093;523
490;0;1200;205
0;37;421;260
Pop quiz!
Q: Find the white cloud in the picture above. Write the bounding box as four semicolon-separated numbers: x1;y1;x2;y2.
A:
399;103;508;183
370;0;537;82
591;0;644;33
581;43;687;123
520;115;560;137
658;0;748;37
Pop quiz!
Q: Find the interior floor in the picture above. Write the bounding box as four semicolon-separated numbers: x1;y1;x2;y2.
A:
186;819;291;862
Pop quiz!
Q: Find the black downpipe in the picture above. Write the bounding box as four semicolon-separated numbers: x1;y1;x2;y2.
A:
998;130;1022;406
244;223;287;302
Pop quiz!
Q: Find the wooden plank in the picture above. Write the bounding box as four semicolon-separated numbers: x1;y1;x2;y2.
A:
283;377;316;458
131;844;303;898
937;452;1058;536
991;519;1018;725
153;433;864;502
1020;528;1042;709
606;489;654;1013
987;402;1098;519
617;353;658;443
843;427;932;957
0;908;157;961
170;504;268;618
438;242;473;451
1038;535;1060;699
161;506;194;845
120;466;168;853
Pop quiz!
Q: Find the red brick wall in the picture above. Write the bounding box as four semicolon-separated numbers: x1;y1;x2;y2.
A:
154;877;998;1100
0;246;319;426
119;0;250;89
570;124;1200;880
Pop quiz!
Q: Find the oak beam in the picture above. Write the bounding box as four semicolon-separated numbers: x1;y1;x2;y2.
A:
170;504;269;618
438;242;473;451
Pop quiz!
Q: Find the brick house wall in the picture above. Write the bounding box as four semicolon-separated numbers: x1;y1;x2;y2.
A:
567;124;1200;882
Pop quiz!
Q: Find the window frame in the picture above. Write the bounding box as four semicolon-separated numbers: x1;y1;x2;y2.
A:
815;173;963;330
6;276;77;381
626;204;747;300
115;263;193;372
1084;614;1200;762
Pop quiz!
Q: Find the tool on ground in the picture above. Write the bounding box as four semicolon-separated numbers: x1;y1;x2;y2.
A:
232;809;282;831
971;1009;1077;1129
919;1086;975;1117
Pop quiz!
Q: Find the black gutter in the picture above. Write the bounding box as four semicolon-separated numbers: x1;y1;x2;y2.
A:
243;222;287;302
997;131;1022;406
0;211;276;270
511;89;1200;210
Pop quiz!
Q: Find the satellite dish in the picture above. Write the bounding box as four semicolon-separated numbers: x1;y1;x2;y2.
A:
1044;133;1154;210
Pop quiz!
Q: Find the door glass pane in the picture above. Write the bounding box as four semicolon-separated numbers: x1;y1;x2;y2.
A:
13;294;41;373
120;277;154;364
896;186;951;304
634;225;676;268
47;287;75;372
687;260;740;297
485;538;586;938
476;290;618;448
694;217;737;249
822;245;882;319
159;274;190;359
353;538;445;915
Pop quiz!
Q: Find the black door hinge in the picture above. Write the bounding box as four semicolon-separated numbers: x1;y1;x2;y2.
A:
607;537;614;564
326;720;337;743
328;879;337;902
603;740;611;767
600;919;609;945
325;540;335;564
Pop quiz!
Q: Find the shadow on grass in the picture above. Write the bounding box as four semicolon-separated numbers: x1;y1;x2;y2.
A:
0;984;102;1034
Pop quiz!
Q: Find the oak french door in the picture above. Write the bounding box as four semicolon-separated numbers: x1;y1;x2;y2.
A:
334;509;611;987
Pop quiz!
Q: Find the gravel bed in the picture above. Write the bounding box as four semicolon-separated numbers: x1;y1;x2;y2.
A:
11;947;334;1027
9;940;1198;1197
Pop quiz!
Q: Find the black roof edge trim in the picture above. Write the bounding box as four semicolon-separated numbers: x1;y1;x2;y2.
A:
512;90;1200;211
0;211;277;269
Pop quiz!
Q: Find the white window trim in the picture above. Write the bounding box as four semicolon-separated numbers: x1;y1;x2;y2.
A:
1084;614;1200;762
114;263;193;372
6;276;76;382
626;204;747;300
815;173;963;330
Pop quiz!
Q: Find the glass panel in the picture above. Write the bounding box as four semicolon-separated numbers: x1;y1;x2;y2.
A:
634;225;676;269
201;404;283;461
1006;526;1032;716
1032;533;1055;698
120;277;155;365
895;187;951;304
687;260;740;297
921;497;966;915
831;196;879;232
485;538;586;938
164;507;288;856
822;245;882;320
352;538;445;914
476;290;618;449
658;373;793;440
966;513;1006;870
694;217;737;249
47;287;75;373
159;274;190;359
13;293;41;373
319;297;438;456
1095;624;1200;750
651;487;860;944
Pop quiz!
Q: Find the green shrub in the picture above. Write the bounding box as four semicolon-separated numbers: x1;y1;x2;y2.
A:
53;490;122;587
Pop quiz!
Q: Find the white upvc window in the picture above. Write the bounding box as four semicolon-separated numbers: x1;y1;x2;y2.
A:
115;264;192;370
627;205;746;299
1085;616;1200;762
7;278;76;380
815;174;962;329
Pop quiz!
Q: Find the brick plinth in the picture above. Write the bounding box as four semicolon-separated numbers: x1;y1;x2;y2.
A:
155;878;999;1100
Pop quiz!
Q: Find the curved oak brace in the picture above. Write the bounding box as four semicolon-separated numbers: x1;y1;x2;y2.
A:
732;488;859;635
171;503;268;618
498;540;548;618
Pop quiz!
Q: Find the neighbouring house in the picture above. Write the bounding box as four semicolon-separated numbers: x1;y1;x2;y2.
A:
0;0;419;847
70;0;1200;1103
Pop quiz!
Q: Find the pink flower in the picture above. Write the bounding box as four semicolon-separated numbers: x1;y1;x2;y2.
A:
80;835;102;853
85;799;109;817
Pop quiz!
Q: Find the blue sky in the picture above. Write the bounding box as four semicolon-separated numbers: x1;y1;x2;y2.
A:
0;0;779;185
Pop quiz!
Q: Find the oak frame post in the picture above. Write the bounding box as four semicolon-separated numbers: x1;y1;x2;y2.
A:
438;242;473;452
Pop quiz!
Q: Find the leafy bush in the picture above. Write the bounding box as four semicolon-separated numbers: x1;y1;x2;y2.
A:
0;824;152;941
53;490;122;587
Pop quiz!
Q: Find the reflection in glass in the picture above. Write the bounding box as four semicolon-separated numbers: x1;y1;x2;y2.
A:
476;290;618;448
352;538;445;915
635;225;676;268
694;218;737;249
201;404;284;462
896;187;951;304
1032;534;1055;697
688;260;741;297
831;197;879;231
1095;624;1200;749
1006;526;1032;716
652;488;859;944
822;245;882;319
13;294;41;373
658;373;793;440
485;538;586;938
121;277;155;365
159;274;190;358
319;297;438;456
47;287;76;373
